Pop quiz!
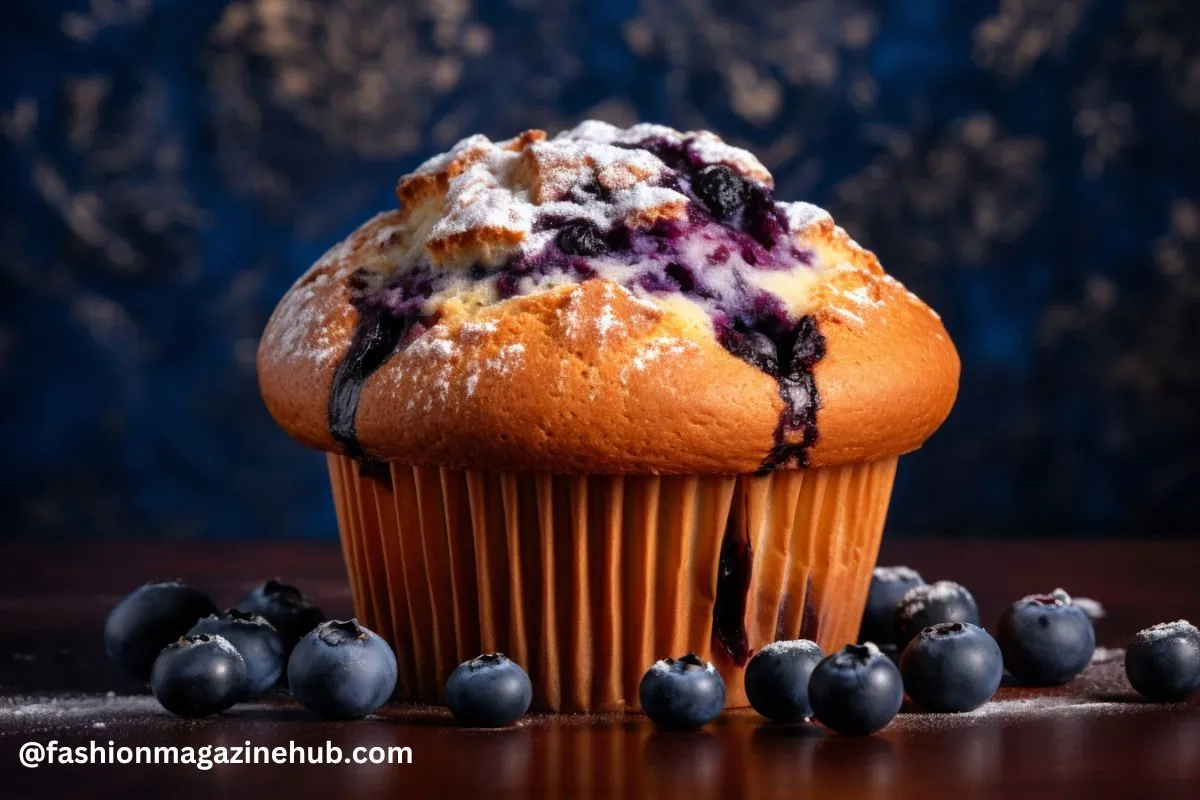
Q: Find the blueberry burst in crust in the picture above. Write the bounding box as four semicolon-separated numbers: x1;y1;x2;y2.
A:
258;121;959;476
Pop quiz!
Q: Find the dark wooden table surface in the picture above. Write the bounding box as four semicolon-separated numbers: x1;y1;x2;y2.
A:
1;540;1198;799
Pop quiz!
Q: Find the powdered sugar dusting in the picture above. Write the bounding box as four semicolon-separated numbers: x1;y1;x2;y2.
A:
757;639;823;658
900;581;973;618
395;120;787;273
781;201;832;234
1091;646;1125;664
650;657;717;675
0;693;279;734
627;336;697;375
1134;620;1197;645
874;566;923;583
1018;588;1073;607
1073;597;1107;620
901;697;1145;732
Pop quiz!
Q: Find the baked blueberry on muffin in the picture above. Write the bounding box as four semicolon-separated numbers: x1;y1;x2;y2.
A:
257;121;959;711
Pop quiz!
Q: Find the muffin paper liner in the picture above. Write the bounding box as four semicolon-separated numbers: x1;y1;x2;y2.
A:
328;455;897;712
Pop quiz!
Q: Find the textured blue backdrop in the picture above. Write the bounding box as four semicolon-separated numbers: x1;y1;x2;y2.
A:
2;0;1198;540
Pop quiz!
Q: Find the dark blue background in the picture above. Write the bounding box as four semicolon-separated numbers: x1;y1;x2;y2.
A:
2;0;1198;540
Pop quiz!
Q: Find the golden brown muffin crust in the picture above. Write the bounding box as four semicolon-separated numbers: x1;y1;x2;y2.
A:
257;123;959;473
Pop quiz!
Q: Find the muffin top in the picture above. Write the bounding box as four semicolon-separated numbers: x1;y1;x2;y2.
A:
258;121;959;474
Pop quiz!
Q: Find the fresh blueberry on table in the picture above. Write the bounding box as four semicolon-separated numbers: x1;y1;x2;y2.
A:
288;620;397;720
744;639;824;723
997;589;1095;686
104;580;218;680
150;634;247;718
899;622;1003;713
233;580;326;656
809;643;904;736
895;580;981;649
1124;620;1200;702
859;566;925;647
638;653;726;731
188;609;285;700
444;653;534;728
692;164;747;219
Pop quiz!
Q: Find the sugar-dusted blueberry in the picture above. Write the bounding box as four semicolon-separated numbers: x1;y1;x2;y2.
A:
900;622;1002;712
895;580;981;649
188;610;285;700
557;219;607;256
744;639;824;723
288;620;397;720
639;653;726;730
1124;620;1200;702
104;581;218;681
809;643;904;736
693;164;747;219
151;634;246;718
444;653;533;728
859;566;925;647
997;589;1095;686
233;580;326;656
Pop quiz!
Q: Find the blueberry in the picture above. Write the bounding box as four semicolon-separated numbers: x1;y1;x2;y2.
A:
288;619;397;720
744;639;824;723
809;643;904;736
895;580;981;649
693;165;747;219
557;219;607;256
104;581;218;680
233;580;326;656
996;589;1095;686
859;566;925;646
1124;620;1200;702
444;653;533;727
188;610;285;700
638;653;726;730
899;622;1002;712
150;634;246;718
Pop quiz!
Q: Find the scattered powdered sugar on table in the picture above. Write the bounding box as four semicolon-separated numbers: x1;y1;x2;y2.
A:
1134;620;1197;644
0;694;165;733
1090;646;1125;664
898;695;1150;733
0;693;279;734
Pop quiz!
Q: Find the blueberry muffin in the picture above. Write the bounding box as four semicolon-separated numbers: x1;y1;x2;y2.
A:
258;121;959;711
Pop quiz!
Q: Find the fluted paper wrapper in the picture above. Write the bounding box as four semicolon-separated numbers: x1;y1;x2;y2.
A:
328;455;898;712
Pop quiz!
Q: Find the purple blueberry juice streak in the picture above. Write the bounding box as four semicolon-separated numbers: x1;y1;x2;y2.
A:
327;267;444;456
799;579;820;642
713;516;753;666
